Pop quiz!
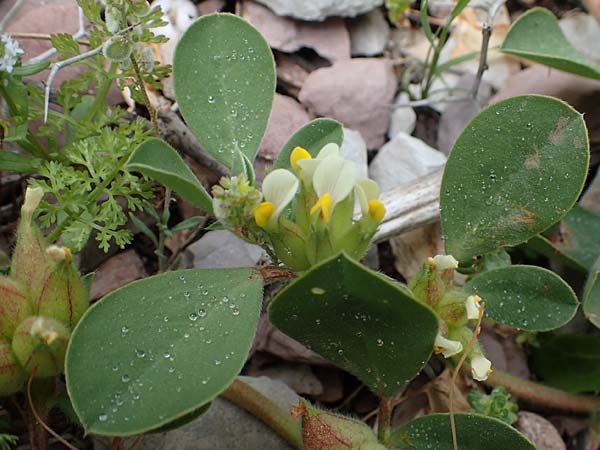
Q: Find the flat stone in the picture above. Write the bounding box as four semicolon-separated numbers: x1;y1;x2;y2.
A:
369;132;446;192
189;230;265;268
245;2;350;62
259;93;311;161
516;412;566;450
340;128;368;179
254;0;384;21
94;376;298;450
388;92;417;139
299;58;396;149
89;250;147;301
348;8;390;56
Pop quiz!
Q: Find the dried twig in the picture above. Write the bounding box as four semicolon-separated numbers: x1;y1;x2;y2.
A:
471;22;492;98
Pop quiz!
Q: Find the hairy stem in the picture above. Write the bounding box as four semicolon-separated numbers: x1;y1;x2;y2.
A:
377;397;393;444
130;53;158;131
221;379;304;450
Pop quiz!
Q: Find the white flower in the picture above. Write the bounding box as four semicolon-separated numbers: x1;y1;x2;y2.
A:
310;154;356;223
295;143;339;181
254;169;299;228
354;179;385;221
465;295;482;320
432;254;459;271
434;333;463;358
471;354;492;381
0;34;24;74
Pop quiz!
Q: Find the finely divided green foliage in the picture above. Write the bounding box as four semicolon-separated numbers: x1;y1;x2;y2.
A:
440;95;589;261
531;334;600;393
269;253;438;397
501;7;600;80
128;138;213;213
274;118;344;170
583;257;600;329
65;268;263;435
466;265;578;332
173;14;276;173
390;413;536;450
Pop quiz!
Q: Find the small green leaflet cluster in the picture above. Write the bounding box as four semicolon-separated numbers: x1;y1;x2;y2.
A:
468;387;519;425
30;120;154;252
0;434;17;450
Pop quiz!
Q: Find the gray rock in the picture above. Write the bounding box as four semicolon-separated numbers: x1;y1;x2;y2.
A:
94;376;299;450
190;230;265;268
516;411;566;450
388;92;417;139
255;0;384;21
340;128;368;179
348;8;390;56
369;132;447;192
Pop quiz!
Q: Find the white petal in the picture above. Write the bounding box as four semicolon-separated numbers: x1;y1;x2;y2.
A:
262;169;299;216
434;333;463;358
354;179;380;215
313;156;357;205
296;143;340;181
471;355;492;381
432;254;458;270
465;295;482;320
317;143;340;159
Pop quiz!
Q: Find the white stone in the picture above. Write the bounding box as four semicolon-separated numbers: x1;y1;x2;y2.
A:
254;0;384;21
190;230;265;268
388;92;416;139
369;132;447;192
340;128;368;179
348;8;390;56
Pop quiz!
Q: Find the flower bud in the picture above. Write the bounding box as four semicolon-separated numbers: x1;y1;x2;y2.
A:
102;36;133;62
105;5;121;34
0;337;25;396
140;46;155;73
292;400;386;450
12;316;70;377
129;0;151;17
34;246;88;329
0;276;32;339
409;257;453;307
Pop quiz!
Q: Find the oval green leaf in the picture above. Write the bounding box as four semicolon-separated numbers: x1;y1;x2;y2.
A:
65;268;263;436
128;138;213;213
501;8;600;81
531;334;600;393
441;94;589;260
173;13;276;173
584;256;600;329
390;413;536;450
274;118;344;170
268;253;438;397
465;265;578;331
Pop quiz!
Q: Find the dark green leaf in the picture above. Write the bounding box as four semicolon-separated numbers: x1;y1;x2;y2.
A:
501;8;600;80
170;216;205;233
390;413;536;450
128;138;213;213
441;95;589;260
173;13;275;173
268;253;438;397
466;265;578;331
531;334;600;393
65;268;263;435
274;118;344;170
583;256;600;329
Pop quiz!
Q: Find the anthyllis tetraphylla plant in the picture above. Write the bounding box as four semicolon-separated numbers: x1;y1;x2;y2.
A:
0;187;88;395
212;144;386;271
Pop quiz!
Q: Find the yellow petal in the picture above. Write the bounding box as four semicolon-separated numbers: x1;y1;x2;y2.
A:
368;199;386;221
291;146;312;171
254;201;276;228
310;193;332;223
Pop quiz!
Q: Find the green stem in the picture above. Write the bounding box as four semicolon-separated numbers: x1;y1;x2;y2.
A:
479;367;600;413
156;188;171;273
130;53;158;131
221;379;304;450
83;62;117;122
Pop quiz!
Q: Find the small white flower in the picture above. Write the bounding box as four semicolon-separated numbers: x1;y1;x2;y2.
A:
432;254;459;271
254;169;299;228
310;154;356;223
471;354;493;381
434;333;463;358
354;179;386;222
465;295;482;320
0;34;24;74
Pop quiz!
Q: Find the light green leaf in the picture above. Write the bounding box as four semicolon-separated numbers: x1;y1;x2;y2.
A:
11;60;50;76
268;253;438;397
128;138;213;213
501;8;600;80
466;265;578;332
65;268;263;435
531;334;600;393
583;256;600;329
441;95;589;261
274;118;344;170
0;150;41;173
173;13;275;173
390;413;536;450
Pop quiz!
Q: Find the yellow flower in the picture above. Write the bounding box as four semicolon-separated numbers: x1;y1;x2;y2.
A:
296;143;340;182
310;154;356;223
253;169;299;229
354;179;385;222
290;146;312;171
